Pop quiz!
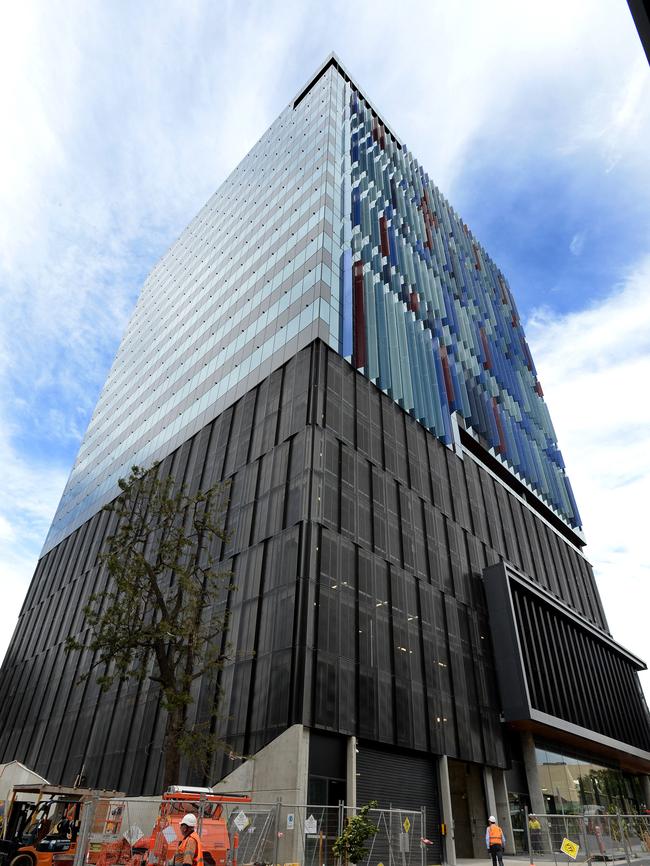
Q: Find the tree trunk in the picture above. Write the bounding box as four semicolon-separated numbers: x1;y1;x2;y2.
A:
163;741;181;791
162;706;185;790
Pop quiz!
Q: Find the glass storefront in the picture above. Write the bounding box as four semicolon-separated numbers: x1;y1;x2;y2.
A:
508;790;532;854
535;746;645;815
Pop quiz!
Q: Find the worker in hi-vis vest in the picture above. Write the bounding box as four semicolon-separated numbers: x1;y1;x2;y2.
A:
485;815;506;866
173;813;204;866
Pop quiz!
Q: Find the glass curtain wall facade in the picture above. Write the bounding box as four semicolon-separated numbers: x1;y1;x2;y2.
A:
43;65;347;554
344;87;580;529
1;55;648;827
45;55;580;556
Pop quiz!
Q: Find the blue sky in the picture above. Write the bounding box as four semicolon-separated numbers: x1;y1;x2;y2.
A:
1;0;649;694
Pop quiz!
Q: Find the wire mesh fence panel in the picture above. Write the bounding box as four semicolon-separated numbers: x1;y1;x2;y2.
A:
592;814;650;864
277;804;341;866
85;796;163;866
215;802;341;866
342;807;425;866
527;813;650;866
621;814;650;861
590;814;631;862
75;796;118;866
221;802;278;866
622;815;648;859
83;795;254;866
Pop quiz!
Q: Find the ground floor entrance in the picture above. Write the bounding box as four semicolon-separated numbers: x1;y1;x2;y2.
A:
448;758;489;858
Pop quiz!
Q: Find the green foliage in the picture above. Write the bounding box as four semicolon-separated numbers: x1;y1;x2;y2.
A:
65;464;234;786
332;801;378;865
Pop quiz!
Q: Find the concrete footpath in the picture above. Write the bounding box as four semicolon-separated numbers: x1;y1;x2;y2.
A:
455;858;650;866
456;859;533;866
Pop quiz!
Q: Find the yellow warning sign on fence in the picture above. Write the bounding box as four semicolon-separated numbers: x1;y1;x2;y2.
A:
403;817;411;833
560;838;580;859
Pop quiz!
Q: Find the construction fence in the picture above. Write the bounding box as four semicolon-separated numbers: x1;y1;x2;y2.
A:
28;796;429;866
524;811;650;866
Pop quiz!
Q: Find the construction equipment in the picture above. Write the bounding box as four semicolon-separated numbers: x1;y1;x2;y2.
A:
93;788;252;866
0;785;122;866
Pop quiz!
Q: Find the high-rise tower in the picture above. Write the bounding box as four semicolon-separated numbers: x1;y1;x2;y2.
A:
1;56;648;858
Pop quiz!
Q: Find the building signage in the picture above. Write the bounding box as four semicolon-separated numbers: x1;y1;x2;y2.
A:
234;811;249;832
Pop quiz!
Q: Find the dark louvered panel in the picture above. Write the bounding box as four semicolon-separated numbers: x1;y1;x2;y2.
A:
356;742;442;864
512;579;650;751
484;561;650;764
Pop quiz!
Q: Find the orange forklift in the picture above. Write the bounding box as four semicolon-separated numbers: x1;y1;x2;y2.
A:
1;785;251;866
0;785;121;866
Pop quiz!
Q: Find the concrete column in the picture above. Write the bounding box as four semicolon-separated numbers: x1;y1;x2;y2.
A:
465;765;487;857
493;768;515;855
521;731;546;816
347;736;357;809
484;767;497;818
438;755;456;866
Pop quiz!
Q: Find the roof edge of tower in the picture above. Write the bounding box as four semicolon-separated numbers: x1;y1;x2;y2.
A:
292;51;402;147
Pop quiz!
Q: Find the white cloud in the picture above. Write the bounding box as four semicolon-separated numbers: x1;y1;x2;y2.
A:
569;231;586;257
558;56;650;175
0;420;68;661
346;0;650;196
527;256;650;698
0;515;15;543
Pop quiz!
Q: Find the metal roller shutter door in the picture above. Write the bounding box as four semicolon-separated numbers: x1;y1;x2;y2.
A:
356;743;442;863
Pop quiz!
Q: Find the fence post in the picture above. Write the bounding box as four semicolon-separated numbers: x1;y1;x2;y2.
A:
337;800;345;866
525;807;532;864
273;798;281;866
199;793;206;837
619;813;632;866
582;813;591;863
73;793;99;866
421;806;426;866
544;814;556;866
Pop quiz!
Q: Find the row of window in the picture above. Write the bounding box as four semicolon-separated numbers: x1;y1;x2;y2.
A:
45;71;345;551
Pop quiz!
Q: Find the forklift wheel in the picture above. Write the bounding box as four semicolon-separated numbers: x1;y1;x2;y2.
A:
10;854;36;866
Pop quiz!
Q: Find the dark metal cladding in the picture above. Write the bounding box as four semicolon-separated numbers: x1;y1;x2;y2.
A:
2;342;644;795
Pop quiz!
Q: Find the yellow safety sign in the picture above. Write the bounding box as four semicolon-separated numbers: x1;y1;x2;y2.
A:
560;838;580;859
403;817;411;833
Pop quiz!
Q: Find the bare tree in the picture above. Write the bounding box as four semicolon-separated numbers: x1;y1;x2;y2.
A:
66;464;234;788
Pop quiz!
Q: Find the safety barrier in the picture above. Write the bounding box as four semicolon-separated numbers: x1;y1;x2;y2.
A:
524;811;650;866
225;802;427;866
343;805;426;866
58;798;428;866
